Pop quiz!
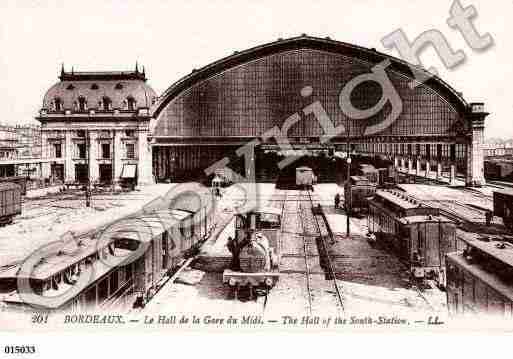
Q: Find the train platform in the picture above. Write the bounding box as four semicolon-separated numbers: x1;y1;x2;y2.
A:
396;167;466;187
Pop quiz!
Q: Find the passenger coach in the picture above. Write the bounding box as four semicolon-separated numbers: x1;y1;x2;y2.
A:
367;189;459;285
0;199;214;311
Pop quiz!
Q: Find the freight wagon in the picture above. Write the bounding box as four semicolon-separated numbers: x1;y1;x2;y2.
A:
446;235;513;317
367;189;459;285
0;176;27;195
493;189;513;231
296;166;316;189
358;164;379;184
0;183;22;226
344;175;376;214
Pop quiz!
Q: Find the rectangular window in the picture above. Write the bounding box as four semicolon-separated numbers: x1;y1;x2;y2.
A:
102;143;110;159
77;143;86;159
126;143;135;159
54;143;62;158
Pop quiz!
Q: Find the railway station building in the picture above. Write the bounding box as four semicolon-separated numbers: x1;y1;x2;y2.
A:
151;35;488;187
36;65;157;187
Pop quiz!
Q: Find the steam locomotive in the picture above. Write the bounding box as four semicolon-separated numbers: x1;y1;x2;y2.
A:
222;207;282;300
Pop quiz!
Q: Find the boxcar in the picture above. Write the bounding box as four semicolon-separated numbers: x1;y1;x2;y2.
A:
493;189;513;230
367;189;459;285
344;175;376;213
446;237;513;317
0;176;27;195
358;164;379;184
0;183;22;226
377;166;397;187
296;166;316;189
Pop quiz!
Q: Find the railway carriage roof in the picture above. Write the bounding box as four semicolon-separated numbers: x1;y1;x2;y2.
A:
447;252;513;301
0;209;195;281
3;248;133;308
375;190;420;210
399;215;453;224
0;183;20;191
459;235;513;268
494;188;513;197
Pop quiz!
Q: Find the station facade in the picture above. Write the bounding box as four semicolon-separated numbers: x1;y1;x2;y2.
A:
151;35;488;186
36;65;156;187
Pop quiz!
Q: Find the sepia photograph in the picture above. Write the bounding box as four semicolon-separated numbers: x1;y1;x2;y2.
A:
0;0;511;353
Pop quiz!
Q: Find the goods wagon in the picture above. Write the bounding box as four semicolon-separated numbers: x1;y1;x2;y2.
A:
0;176;27;195
344;175;376;214
0;183;22;226
358;164;379;184
296;166;316;189
493;189;513;231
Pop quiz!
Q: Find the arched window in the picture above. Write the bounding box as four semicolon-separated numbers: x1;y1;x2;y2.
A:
78;97;87;112
102;97;112;111
127;97;136;111
54;98;62;111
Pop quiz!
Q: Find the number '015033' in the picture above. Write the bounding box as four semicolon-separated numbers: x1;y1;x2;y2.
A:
4;346;36;354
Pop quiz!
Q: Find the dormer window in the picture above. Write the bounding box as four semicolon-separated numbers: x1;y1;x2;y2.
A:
127;97;136;111
78;97;87;112
90;83;99;90
54;98;62;111
102;97;112;111
115;83;123;90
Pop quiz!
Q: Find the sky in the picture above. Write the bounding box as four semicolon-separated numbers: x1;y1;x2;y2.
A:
0;0;510;139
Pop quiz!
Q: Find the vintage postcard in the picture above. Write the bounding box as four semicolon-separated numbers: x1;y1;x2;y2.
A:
0;0;511;346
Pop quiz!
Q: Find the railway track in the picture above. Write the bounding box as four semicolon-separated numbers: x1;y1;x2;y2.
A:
272;189;344;315
297;196;314;315
303;190;345;312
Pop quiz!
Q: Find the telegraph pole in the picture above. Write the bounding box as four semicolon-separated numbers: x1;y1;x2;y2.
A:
85;129;91;207
346;119;351;236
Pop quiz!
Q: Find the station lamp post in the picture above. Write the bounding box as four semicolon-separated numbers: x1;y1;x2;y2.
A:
345;118;351;237
85;129;91;208
346;155;351;236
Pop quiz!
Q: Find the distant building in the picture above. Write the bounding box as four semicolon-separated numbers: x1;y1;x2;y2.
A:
0;125;17;161
483;141;513;158
0;125;17;177
36;65;157;187
15;124;42;160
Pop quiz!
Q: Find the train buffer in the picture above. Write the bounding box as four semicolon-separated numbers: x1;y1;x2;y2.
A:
222;270;280;288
